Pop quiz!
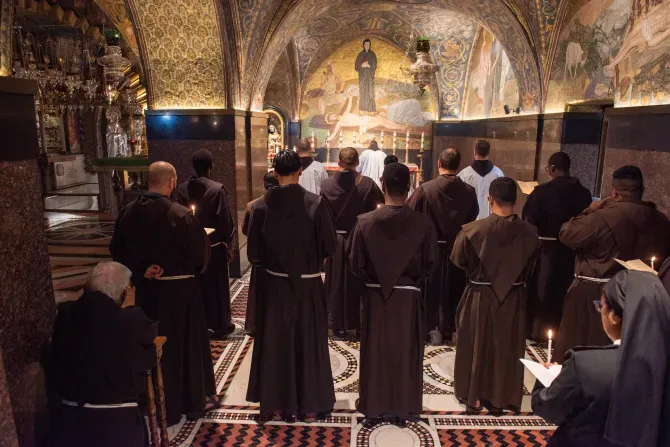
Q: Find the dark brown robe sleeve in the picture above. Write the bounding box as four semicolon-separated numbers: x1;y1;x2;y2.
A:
423;220;438;281
216;187;235;244
531;352;584;426
246;204;265;266
347;220;368;281
184;213;210;274
316;198;337;262
110;206;139;278
559;211;603;251
522;190;540;226
450;230;471;272
121;307;158;372
406;186;425;212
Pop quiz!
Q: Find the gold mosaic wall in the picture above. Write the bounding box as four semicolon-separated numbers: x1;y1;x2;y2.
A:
129;0;226;109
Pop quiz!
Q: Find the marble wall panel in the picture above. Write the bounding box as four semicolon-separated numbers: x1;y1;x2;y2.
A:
0;160;55;446
250;115;269;204
601;148;670;216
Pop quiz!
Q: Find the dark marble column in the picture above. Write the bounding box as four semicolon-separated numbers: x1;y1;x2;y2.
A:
538;113;603;194
601;106;670;215
0;77;55;446
145;110;268;278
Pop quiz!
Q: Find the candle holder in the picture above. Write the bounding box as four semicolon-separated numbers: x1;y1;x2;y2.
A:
405;147;409;164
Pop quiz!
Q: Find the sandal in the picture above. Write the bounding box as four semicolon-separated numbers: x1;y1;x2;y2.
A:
303;413;317;423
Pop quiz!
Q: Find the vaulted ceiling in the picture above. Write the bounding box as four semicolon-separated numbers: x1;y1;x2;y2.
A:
80;0;570;112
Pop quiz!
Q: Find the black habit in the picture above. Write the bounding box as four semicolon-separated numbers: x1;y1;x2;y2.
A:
245;184;336;416
532;346;620;447
50;290;157;447
321;170;383;332
347;205;437;418
451;214;540;410
407;174;479;338
175;177;236;336
522;176;592;339
555;200;670;363
110;192;215;425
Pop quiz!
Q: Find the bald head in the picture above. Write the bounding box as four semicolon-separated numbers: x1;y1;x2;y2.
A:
147;161;177;196
339;147;359;169
296;138;311;155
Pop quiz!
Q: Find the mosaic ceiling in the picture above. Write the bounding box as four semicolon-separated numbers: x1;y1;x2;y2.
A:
101;0;570;111
250;0;546;113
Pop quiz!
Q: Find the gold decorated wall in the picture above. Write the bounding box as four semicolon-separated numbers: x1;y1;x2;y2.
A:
300;39;436;150
464;28;520;119
128;0;226;109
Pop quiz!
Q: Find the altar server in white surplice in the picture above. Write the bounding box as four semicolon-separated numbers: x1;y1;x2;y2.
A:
458;139;504;220
297;138;328;195
357;140;387;188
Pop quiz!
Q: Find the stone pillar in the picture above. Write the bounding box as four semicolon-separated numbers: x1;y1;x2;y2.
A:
0;77;55;446
145;110;268;278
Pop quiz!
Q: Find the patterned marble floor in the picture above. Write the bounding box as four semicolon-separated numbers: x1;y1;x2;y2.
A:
45;213;556;446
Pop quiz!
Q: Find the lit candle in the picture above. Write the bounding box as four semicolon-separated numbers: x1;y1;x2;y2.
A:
191;205;196;215
547;330;553;364
421;131;425;150
406;131;410;148
652;256;656;271
377;203;382;209
311;131;315;149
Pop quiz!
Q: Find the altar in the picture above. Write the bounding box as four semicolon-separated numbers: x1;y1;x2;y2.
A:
324;162;421;188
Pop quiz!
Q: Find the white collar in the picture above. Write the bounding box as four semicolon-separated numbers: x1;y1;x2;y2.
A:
613;340;621;346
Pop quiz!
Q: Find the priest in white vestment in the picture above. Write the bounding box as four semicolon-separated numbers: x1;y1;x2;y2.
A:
357;140;387;187
457;140;504;219
297;138;328;195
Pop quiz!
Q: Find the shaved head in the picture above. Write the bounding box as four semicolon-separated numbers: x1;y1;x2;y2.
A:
339;147;359;168
148;161;177;194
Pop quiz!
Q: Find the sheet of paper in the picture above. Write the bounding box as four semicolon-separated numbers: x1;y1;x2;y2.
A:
205;228;216;236
517;181;539;195
614;258;657;275
520;359;562;387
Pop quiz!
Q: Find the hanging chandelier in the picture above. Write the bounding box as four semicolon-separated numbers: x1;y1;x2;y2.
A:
98;30;132;104
401;36;439;95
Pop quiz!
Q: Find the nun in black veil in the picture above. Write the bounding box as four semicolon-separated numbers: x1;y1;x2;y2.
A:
532;270;670;447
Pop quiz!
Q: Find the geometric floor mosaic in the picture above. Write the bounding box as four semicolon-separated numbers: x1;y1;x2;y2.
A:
45;212;557;446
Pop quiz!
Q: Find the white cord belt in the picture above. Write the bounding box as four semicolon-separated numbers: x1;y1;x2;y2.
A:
156;275;195;281
366;283;421;292
266;269;322;279
469;280;525;287
62;399;138;409
210;241;228;248
538;236;558;241
438;240;448;244
336;230;348;235
575;274;611;284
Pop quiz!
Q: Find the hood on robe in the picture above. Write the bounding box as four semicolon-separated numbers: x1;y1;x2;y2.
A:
471;160;494;177
462;214;539;301
261;184;313;289
361;206;429;299
599;200;669;262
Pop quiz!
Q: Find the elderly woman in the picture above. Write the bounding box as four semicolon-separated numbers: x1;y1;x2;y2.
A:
532;270;670;447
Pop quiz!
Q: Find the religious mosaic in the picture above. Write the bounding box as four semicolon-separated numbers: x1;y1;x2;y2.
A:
547;0;670;110
127;0;226;109
464;28;521;119
300;39;435;151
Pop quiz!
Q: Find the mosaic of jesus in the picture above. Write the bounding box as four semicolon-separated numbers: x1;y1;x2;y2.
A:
301;38;435;151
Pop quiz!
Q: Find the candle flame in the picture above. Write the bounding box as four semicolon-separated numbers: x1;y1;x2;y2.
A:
191;205;196;214
652;256;656;262
548;330;553;340
377;204;381;209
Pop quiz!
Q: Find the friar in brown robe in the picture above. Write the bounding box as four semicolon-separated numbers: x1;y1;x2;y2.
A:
347;162;437;419
110;162;215;426
174;150;236;338
242;170;278;336
321;147;384;339
245;150;336;421
407;148;478;342
522;152;592;340
554;165;670;363
452;177;540;411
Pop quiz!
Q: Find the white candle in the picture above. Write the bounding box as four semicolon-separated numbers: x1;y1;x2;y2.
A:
652;256;656;271
191;205;196;215
547;330;553;364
